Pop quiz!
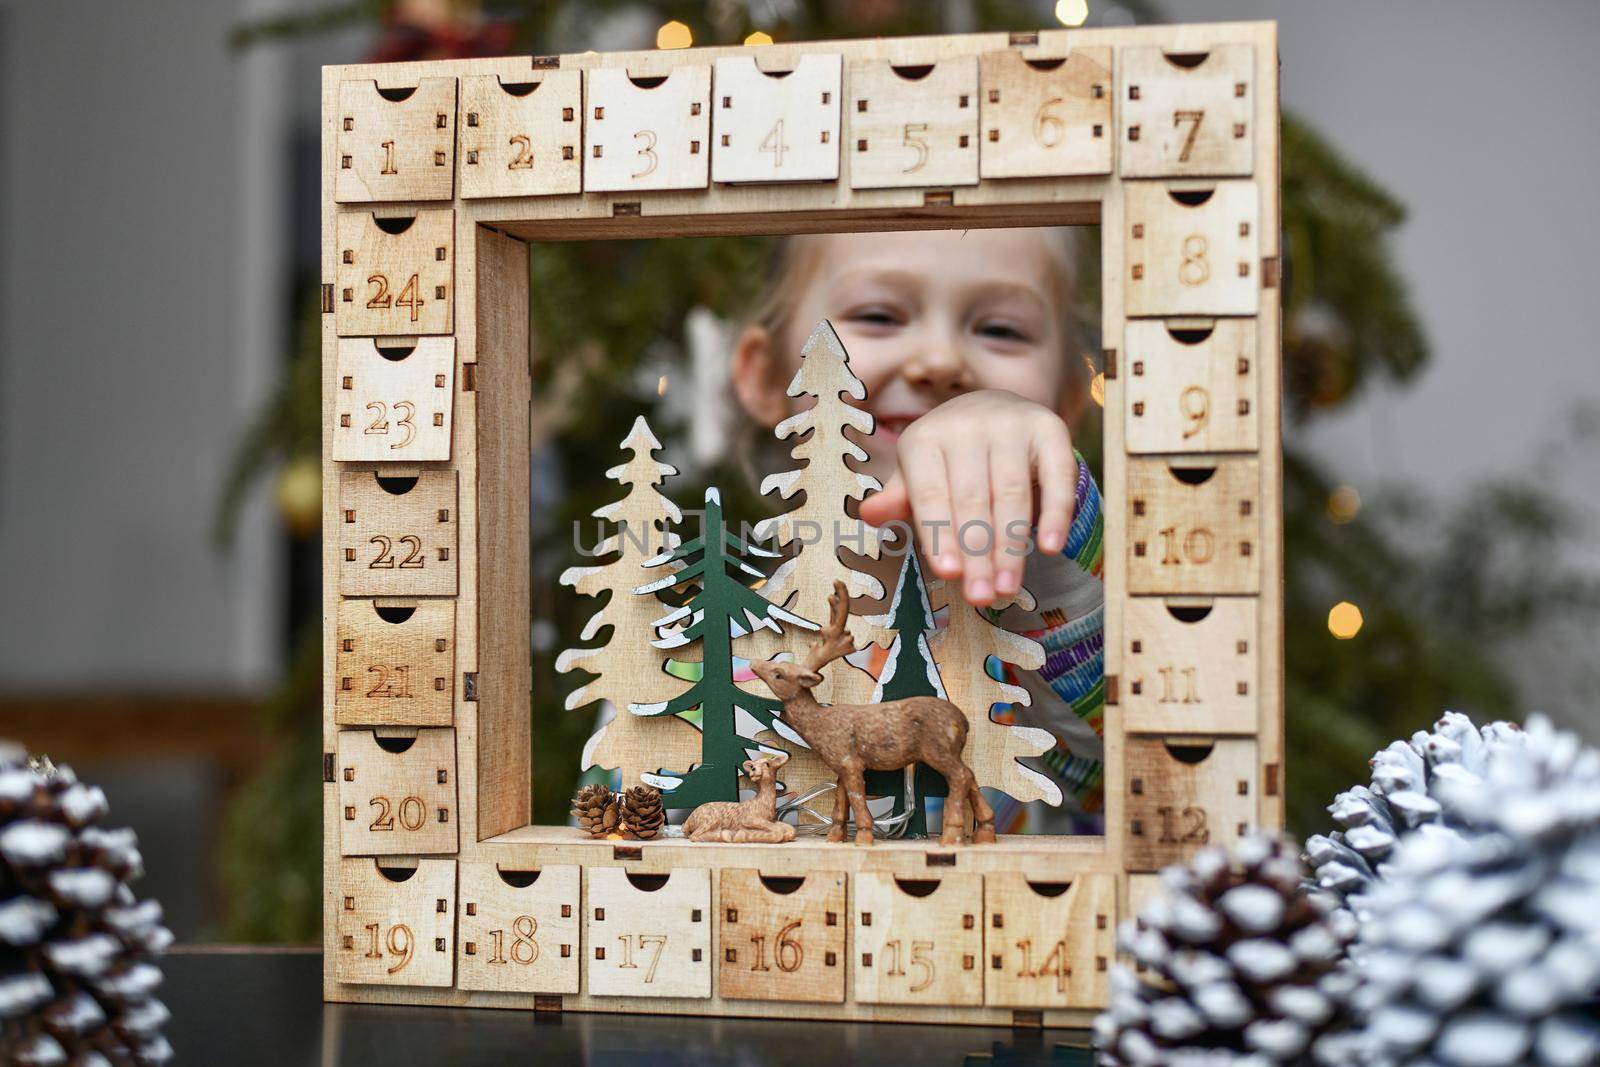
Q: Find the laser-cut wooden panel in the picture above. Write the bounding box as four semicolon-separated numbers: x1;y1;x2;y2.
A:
853;872;984;1006
983;872;1114;1009
338;470;458;597
977;47;1112;179
1123;596;1258;735
1127;458;1260;595
584;66;711;192
717;869;846;1004
1124;319;1258;454
459;72;582;199
334;858;456;987
1125;181;1260;317
337;728;457;856
1124;736;1258;871
457;864;580;994
1119;44;1255;178
847;57;979;190
584;867;711;998
333;337;455;462
712;54;841;184
336;77;456;203
335;598;455;727
335;209;454;337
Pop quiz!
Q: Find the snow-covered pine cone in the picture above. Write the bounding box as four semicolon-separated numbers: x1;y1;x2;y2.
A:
619;786;664;841
0;745;173;1065
1304;711;1524;906
1095;834;1358;1067
1315;714;1600;1067
570;783;619;837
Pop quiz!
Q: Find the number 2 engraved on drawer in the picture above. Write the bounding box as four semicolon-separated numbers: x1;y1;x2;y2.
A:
508;134;534;170
616;933;667;982
369;535;425;569
883;938;935;992
1157;805;1209;844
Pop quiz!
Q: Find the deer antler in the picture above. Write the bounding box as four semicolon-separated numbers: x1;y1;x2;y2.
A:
803;579;856;672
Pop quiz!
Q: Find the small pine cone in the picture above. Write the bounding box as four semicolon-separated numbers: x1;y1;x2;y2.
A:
619;786;664;841
0;744;173;1066
1304;711;1522;906
1319;714;1600;1067
1094;834;1357;1067
570;784;619;837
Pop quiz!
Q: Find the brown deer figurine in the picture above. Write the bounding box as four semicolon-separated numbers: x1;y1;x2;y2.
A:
750;581;995;846
681;752;797;843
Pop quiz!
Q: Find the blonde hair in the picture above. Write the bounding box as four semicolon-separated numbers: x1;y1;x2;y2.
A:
744;227;1092;394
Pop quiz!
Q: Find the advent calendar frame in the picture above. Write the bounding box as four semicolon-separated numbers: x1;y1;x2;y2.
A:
321;21;1283;1027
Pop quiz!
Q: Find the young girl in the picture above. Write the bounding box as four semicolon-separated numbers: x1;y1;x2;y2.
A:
730;227;1106;833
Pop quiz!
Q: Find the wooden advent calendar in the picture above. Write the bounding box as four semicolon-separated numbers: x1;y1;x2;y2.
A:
321;21;1284;1027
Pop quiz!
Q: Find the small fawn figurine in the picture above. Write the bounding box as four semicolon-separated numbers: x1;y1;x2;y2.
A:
751;581;995;846
682;752;797;844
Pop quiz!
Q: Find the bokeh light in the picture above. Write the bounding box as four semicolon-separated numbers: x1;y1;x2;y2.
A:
1328;601;1364;640
1327;485;1362;524
656;20;692;49
744;30;774;46
1055;0;1089;27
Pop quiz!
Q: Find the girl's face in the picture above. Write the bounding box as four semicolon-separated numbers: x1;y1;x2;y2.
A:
736;228;1077;485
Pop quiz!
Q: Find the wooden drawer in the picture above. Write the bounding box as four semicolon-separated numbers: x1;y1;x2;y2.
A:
335;209;454;337
1124;319;1258;455
459;72;583;199
337;470;458;598
1124;736;1258;871
1122;595;1258;734
717;869;846;1004
712;54;842;184
335;77;456;203
584;867;711;998
1125;181;1260;317
847;57;978;189
457;864;580;994
334;858;456;987
337;728;457;856
584;66;711;192
332;337;455;463
1119;44;1255;178
983;872;1114;1009
335;598;454;728
978;47;1112;179
853;872;983;1006
1127;457;1260;595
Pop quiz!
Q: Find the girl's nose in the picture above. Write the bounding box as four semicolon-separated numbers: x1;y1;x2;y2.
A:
902;343;975;396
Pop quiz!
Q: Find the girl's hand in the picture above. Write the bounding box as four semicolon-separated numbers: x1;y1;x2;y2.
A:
859;390;1076;607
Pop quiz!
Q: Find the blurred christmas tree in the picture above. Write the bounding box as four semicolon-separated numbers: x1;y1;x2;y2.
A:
215;0;1597;939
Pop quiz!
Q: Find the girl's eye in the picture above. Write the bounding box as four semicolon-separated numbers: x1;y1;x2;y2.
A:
976;320;1031;343
846;305;904;327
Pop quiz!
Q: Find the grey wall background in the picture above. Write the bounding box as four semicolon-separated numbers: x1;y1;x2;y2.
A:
0;0;1594;706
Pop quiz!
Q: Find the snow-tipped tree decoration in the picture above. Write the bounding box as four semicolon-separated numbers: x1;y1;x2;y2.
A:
863;548;948;837
1315;714;1600;1067
628;487;818;808
1303;711;1522;907
751;319;887;627
927;579;1062;812
0;746;173;1065
1096;834;1357;1067
557;416;704;790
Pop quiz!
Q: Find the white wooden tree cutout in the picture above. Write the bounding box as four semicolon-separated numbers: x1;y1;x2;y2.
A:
557;416;703;788
927;579;1063;808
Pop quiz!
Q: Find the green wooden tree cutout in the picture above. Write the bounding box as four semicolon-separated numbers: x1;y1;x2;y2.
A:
864;548;949;837
556;416;703;787
629;487;818;808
